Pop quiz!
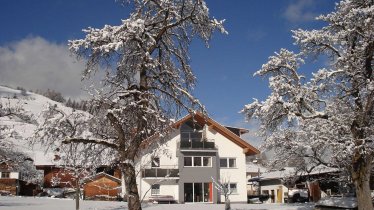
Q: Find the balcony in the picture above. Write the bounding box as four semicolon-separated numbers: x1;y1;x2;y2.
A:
180;140;216;149
178;139;217;152
142;166;179;179
179;131;217;151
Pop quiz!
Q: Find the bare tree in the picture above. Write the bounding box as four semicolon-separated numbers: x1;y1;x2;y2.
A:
0;100;41;185
33;104;112;210
242;0;374;209
212;176;234;210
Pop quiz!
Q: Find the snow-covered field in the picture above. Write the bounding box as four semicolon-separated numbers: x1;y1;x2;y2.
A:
0;196;314;210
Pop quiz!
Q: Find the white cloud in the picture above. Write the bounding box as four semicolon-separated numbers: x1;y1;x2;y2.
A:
0;37;90;100
283;0;316;23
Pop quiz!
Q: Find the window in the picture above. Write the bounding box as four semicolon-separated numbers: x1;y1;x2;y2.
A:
229;183;237;194
1;172;10;178
203;157;212;167
220;158;236;168
184;156;212;167
151;184;160;195
151;157;160;167
229;158;236;168
262;190;269;195
193;157;202;166
220;158;227;167
184;157;192;167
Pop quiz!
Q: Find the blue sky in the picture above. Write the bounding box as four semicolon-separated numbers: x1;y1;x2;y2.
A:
0;0;338;146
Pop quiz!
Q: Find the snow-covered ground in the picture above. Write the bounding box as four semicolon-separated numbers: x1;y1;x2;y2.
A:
0;85;81;165
0;196;314;210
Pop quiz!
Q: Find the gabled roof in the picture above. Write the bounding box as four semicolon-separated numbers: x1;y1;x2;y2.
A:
83;172;121;184
173;112;260;156
257;166;341;181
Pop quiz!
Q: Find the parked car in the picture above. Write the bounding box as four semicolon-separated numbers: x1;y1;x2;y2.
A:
247;194;270;203
289;188;309;203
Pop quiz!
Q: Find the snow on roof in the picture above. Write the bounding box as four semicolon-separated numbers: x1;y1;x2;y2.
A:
258;165;340;181
83;172;121;184
259;167;296;180
246;162;268;173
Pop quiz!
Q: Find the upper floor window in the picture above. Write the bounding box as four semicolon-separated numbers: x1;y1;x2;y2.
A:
1;172;10;178
184;156;212;167
180;120;203;142
193;157;202;166
219;158;236;168
151;157;160;168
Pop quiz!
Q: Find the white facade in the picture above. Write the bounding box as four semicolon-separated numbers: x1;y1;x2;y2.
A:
136;115;258;204
137;131;180;202
209;127;247;203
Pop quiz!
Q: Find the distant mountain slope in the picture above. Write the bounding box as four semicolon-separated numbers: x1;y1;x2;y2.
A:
0;85;78;165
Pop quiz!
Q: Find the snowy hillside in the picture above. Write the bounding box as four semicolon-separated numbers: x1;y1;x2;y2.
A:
0;85;78;165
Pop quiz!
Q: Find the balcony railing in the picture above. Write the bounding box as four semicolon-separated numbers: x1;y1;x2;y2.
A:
142;166;179;178
179;139;216;150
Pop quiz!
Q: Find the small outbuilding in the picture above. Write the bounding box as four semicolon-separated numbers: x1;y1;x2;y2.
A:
83;172;121;201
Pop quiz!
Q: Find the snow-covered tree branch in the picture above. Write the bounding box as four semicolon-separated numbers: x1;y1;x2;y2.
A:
33;1;226;210
242;1;374;209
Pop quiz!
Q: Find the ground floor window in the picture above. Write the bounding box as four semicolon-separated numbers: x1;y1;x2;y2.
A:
229;183;237;194
184;182;213;203
151;184;160;195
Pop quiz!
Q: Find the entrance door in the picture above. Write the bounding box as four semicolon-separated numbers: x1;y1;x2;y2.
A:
184;183;193;202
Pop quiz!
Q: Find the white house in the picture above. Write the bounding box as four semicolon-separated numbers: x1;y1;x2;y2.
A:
136;112;259;203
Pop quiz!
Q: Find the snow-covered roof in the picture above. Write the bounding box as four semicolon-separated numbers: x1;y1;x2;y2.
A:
260;167;296;180
246;162;268;173
258;165;340;181
83;172;121;184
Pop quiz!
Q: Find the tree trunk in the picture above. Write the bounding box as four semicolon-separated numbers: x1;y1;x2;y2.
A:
121;170;126;201
352;153;373;210
225;196;231;210
75;178;80;210
123;162;142;210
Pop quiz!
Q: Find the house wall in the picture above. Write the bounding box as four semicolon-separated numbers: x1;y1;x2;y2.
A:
83;176;120;200
43;167;77;188
178;151;219;203
260;183;288;204
10;172;19;179
138;131;180;202
0;179;18;195
209;128;247;203
141;180;179;200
